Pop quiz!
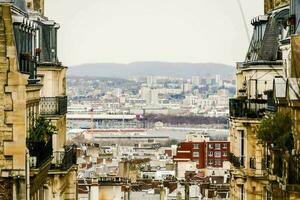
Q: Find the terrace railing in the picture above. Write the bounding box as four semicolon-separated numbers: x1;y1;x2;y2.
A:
288;154;300;185
229;98;268;119
40;96;67;116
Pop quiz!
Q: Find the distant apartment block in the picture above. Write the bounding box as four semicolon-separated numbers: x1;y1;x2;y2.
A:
173;134;229;169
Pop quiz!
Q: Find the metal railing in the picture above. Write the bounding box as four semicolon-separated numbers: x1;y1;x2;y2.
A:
288;154;300;185
27;138;53;168
229;98;268;118
40;96;67;116
51;145;77;171
272;153;283;178
262;157;271;170
229;153;243;168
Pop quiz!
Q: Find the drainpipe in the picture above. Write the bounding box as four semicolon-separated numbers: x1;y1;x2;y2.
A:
26;148;30;200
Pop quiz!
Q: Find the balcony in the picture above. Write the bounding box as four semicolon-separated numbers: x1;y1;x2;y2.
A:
27;138;53;168
51;145;77;171
262;157;271;170
40;96;67;116
229;98;268;118
271;152;283;178
229;153;243;168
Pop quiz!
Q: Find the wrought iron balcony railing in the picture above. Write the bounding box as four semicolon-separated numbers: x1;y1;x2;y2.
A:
288;154;300;185
272;153;283;178
40;96;67;116
229;153;244;168
27;138;53;168
51;145;77;171
229;98;268;118
262;157;271;170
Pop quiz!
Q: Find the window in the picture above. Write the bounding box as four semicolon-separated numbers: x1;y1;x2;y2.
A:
215;144;221;149
222;152;228;157
215;160;222;166
222;143;228;149
14;24;37;80
208;144;214;149
240;185;245;200
26;102;39;133
264;188;272;200
240;130;245;167
193;151;199;157
193;144;199;149
214;151;221;157
208;151;214;157
208;160;213;166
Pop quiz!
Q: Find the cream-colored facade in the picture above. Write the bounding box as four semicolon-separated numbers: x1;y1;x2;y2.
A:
230;63;283;200
0;0;77;199
230;0;300;199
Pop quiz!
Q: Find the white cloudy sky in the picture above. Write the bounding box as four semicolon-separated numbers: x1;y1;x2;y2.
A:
45;0;263;66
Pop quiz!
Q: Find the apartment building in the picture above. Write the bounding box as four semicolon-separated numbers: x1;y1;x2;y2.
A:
0;0;77;199
230;0;300;199
173;133;229;170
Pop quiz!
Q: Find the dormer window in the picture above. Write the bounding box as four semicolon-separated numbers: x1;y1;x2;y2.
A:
13;17;38;82
38;22;59;64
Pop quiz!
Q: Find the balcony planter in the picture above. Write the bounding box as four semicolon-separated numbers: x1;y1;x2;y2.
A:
35;48;41;55
20;52;31;61
27;117;57;168
228;152;242;168
27;139;53;168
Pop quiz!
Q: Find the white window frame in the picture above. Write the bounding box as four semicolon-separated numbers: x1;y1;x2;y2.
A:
193;144;199;149
214;151;221;157
192;151;200;157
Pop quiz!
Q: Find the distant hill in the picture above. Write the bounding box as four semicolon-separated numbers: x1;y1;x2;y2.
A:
68;62;234;78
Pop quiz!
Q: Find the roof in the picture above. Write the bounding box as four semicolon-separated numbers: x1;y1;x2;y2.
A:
246;7;289;63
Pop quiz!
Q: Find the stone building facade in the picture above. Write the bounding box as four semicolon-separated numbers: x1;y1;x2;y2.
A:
230;0;300;199
0;0;77;199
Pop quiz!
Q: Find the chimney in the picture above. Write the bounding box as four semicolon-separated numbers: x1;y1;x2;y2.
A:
33;0;44;15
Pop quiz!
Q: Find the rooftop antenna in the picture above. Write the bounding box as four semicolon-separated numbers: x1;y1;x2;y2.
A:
236;0;251;43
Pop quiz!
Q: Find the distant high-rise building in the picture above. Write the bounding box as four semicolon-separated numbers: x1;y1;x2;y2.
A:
147;76;156;87
140;87;151;104
150;89;159;105
200;78;207;85
191;76;200;86
215;74;222;86
182;83;192;93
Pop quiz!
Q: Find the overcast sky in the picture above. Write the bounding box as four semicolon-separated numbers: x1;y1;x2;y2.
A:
45;0;263;66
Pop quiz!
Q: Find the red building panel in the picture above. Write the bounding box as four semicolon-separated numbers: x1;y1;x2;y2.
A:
173;141;230;169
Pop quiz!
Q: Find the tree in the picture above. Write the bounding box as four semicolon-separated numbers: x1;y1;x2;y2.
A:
27;116;57;143
256;111;294;152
